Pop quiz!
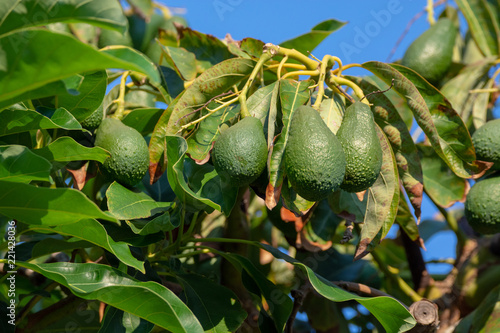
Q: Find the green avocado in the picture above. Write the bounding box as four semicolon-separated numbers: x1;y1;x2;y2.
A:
337;102;383;193
401;18;457;83
465;176;500;234
285;105;346;201
472;119;500;170
212;116;268;186
81;104;103;132
94;118;149;187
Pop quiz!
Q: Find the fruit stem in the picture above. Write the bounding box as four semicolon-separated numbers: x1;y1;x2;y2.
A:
426;0;436;25
111;71;130;120
313;55;341;108
328;75;369;105
264;43;319;70
277;55;288;79
281;69;320;80
332;63;362;74
266;63;307;70
239;52;274;118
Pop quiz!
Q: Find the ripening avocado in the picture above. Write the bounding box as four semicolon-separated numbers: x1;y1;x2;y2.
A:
337;102;383;193
284;105;346;201
472;119;500;170
401;18;457;83
81;104;103;132
465;176;500;234
94;118;149;187
212;116;268;186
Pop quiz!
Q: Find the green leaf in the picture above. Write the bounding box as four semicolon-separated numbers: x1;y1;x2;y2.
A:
220;253;293;332
56;70;108;121
440;58;494;122
349;76;423;220
0;30;160;106
126;0;154;17
16;262;204;333
280;180;315;215
239;38;265;59
318;92;344;134
267;79;314;209
363;61;482;178
126;212;177;236
0;145;51;183
99;306;154;333
0;108;81;136
456;0;499;56
122;108;164;136
328;189;367;223
280;19;346;56
395;194;421;242
455;284;500;333
355;125;399;260
178;27;235;72
472;76;495;129
165;136;237;214
31;238;93;259
149;58;255;179
418;144;466;208
176;274;247;333
32;136;109;165
159;45;198;81
186;103;238;164
260;244;416;333
106;181;172;220
29;219;144;272
0;0;127;38
0;181;117;225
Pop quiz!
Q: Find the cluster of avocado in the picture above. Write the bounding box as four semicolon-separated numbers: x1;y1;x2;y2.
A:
212;102;383;202
464;120;500;235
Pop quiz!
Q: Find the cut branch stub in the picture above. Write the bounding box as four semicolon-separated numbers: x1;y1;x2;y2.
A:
408;299;439;333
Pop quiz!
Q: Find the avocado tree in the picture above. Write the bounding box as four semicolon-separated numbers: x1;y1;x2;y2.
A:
1;1;500;332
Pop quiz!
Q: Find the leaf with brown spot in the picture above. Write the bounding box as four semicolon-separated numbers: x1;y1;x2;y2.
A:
363;61;488;179
266;79;314;208
355;125;399;260
67;163;89;190
348;75;423;221
149;58;255;182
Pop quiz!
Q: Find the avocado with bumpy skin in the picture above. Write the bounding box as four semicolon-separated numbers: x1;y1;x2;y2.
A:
212;116;268;186
337;102;383;193
284;105;346;201
94;118;149;187
81;104;103;132
465;176;500;234
472;119;500;170
401;18;457;83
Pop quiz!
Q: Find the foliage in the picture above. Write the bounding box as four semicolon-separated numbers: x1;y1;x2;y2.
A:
1;1;500;332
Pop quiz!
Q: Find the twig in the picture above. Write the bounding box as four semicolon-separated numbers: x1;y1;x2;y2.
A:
285;282;311;332
341;221;354;244
333;281;393;298
400;228;436;293
175;91;234;125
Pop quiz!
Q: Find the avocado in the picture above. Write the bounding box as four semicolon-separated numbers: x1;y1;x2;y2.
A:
284;105;346;201
81;104;103;132
472;119;500;170
212;116;267;186
94;118;149;187
465;176;500;234
401;18;457;83
337;102;383;193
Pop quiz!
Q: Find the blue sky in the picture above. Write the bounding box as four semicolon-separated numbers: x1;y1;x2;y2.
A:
158;0;458;274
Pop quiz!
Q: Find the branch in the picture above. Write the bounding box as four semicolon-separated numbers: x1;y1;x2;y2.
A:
408;299;439;333
333;281;393;299
400;228;435;292
285;282;311;332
